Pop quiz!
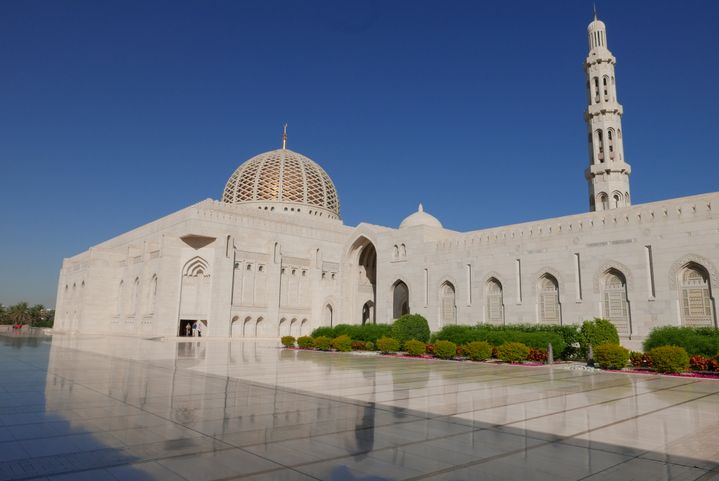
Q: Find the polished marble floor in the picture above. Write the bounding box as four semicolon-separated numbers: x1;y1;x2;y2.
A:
1;333;718;481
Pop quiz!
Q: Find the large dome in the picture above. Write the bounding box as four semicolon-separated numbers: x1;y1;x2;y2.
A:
222;147;340;220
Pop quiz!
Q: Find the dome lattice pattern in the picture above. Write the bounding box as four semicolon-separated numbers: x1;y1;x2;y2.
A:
222;148;340;219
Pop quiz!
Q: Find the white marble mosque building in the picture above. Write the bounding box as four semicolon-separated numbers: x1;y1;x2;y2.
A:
54;15;718;341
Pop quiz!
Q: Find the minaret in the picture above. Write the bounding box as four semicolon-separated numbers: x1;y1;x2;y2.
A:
584;12;631;212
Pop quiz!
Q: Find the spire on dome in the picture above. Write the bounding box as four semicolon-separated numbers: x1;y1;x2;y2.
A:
282;124;288;149
418;203;424;212
593;2;598;21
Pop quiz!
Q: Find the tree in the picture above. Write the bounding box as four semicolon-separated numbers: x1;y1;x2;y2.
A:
7;303;32;326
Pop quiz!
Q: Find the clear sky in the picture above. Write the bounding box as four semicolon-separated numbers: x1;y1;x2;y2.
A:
1;0;718;307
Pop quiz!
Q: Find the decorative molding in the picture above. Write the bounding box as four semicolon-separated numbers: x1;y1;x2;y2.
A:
668;254;718;289
593;260;633;293
483;271;506;287
534;267;562;284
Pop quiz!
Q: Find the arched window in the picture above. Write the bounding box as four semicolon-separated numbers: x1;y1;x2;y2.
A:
602;269;630;336
679;264;716;327
400;244;407;258
231;316;242;338
593;77;600;103
300;318;308;336
148;275;158;315
131;278;140;316
439;282;456;325
599;193;609;210
596;130;604;161
393;245;399;260
603;76;609;101
255;317;264;337
612;192;622;208
392;281;410;319
243;316;252;337
607;128;615;159
538;275;561;325
324;304;334;327
486;278;504;324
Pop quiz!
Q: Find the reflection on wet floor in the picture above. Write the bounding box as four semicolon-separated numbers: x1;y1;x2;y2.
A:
0;334;718;480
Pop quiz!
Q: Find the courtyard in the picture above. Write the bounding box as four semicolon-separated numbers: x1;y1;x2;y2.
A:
0;333;718;481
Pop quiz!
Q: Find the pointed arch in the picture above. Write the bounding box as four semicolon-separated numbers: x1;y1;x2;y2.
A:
439;281;456;326
183;256;209;277
601;268;631;335
243;316;252;337
537;273;561;325
678;262;716;327
255;317;264;337
392;279;410;319
231;316;242;338
486;277;504;325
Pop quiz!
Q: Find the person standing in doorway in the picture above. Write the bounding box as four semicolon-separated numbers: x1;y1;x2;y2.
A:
191;321;198;337
184;323;191;337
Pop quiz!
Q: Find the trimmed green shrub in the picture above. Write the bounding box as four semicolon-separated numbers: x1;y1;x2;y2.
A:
432;325;568;358
579;318;619;356
365;341;375;351
310;327;335;339
463;341;492;361
649;346;690;373
433;340;457;360
527;348;548;363
495;342;530;363
297;336;314;349
331;335;352;352
391;314;430;343
280;336;296;348
376;337;400;353
643;326;719;357
313;336;332;351
593;343;630;370
403;339;427;356
311;324;393;343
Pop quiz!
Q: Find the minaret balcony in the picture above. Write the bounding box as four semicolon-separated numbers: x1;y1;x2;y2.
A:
587;103;623;116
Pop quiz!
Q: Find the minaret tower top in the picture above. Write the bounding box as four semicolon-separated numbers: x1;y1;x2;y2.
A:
583;12;631;212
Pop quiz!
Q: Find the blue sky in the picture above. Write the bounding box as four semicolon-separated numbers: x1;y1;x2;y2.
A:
1;0;718;307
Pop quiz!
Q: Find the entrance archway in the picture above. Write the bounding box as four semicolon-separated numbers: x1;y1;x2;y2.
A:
348;237;377;324
392;280;409;319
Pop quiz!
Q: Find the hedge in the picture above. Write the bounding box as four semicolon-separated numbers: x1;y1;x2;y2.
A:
433;340;457;360
297;336;314;349
403;339;427;356
310;324;393;343
643;326;719;357
280;336;295;348
495;342;530;363
313;336;332;351
579;318;619;356
331;335;352;352
376;337;400;353
432;325;568;358
649;346;690;373
463;341;492;361
391;314;430;343
593;343;629;370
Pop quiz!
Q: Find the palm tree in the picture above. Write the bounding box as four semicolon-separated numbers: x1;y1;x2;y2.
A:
7;303;32;326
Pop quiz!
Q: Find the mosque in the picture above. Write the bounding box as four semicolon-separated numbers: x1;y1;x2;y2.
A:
54;15;718;341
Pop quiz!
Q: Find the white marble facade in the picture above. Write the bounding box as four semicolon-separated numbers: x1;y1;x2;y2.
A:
54;16;718;340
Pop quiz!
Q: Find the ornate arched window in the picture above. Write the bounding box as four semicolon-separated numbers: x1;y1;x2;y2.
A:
538;275;561;325
324;304;334;327
602;269;630;335
486;278;504;324
679;264;715;327
599;193;609;210
439;282;456;325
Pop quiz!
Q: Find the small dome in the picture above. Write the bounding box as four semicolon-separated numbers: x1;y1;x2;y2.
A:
587;18;605;31
400;203;443;229
222;147;340;220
